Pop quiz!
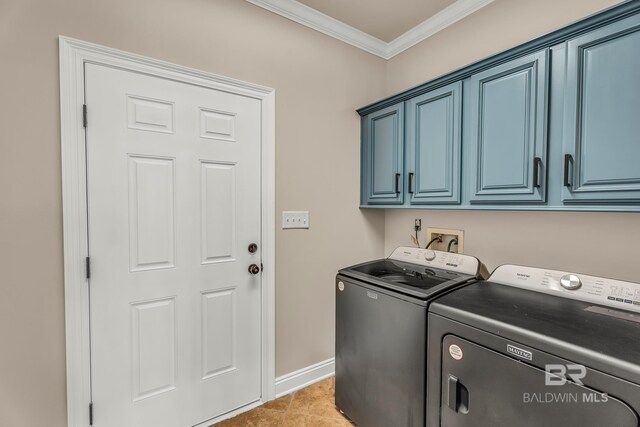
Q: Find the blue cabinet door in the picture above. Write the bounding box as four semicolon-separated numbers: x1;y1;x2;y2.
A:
468;50;549;204
406;82;462;204
361;103;404;205
562;14;640;203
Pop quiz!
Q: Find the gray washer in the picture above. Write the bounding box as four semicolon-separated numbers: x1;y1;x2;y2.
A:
336;257;485;427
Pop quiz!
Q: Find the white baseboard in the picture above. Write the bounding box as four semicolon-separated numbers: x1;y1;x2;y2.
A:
275;358;335;398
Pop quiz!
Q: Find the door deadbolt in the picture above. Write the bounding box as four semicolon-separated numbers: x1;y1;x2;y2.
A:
248;243;258;254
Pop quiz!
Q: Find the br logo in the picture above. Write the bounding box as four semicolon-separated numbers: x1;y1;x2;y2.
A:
545;364;586;386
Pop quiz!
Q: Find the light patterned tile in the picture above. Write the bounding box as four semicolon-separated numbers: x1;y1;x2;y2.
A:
306;397;344;419
214;407;284;426
281;413;351;427
262;393;293;412
288;377;335;415
210;376;350;427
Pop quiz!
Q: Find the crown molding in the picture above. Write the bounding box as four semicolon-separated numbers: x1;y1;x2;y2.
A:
245;0;495;60
387;0;495;57
245;0;388;58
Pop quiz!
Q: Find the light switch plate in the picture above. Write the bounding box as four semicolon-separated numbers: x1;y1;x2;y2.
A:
282;211;309;229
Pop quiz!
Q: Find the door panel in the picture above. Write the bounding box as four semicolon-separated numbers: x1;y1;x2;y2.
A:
128;156;176;271
362;103;404;205
131;297;176;401
469;50;549;203
201;288;236;378
86;63;262;427
407;82;462;204
127;95;175;133
201;161;236;263
562;14;640;203
440;335;638;427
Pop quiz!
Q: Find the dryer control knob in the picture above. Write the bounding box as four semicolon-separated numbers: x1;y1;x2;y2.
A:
560;274;582;290
425;250;436;261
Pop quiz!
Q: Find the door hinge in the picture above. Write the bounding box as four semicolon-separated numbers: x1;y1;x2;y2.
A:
86;256;91;279
83;104;88;128
89;402;93;425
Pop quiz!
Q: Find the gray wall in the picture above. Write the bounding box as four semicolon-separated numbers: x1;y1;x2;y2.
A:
0;1;385;426
385;210;640;281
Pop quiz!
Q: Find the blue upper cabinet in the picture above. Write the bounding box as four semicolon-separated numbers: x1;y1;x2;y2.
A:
361;103;404;205
562;14;640;204
406;82;462;205
357;2;640;211
468;50;549;204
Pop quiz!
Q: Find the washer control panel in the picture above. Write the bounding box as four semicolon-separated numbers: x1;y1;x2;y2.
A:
490;265;640;313
388;247;480;276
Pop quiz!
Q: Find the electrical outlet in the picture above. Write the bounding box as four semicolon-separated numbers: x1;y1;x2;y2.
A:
282;211;309;229
425;227;464;253
410;218;423;247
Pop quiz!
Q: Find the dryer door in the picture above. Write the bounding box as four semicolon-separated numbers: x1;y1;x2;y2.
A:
440;335;638;427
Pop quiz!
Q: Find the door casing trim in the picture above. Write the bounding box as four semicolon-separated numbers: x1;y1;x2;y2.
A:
59;36;276;427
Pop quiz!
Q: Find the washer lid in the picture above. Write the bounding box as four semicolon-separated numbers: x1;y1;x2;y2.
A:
339;247;485;300
340;258;475;300
351;259;465;289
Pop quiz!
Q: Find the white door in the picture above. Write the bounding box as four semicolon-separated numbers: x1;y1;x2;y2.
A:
85;63;262;427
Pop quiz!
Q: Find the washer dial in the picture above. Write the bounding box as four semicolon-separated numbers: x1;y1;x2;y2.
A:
560;274;582;290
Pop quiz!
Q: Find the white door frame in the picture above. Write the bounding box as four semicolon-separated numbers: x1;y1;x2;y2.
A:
59;36;276;427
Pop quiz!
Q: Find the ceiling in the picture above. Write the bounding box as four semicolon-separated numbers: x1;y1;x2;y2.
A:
245;0;495;59
296;0;458;42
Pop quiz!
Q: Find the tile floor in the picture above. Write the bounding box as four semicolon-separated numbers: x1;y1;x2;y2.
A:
212;376;353;426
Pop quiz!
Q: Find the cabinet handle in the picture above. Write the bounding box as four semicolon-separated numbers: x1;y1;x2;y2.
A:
563;154;573;187
533;157;542;188
408;173;414;194
395;173;401;194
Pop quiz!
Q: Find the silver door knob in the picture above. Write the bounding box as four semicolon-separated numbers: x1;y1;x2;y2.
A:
248;264;261;275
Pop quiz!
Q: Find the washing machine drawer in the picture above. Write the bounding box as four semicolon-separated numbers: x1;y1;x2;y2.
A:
440;335;638;427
